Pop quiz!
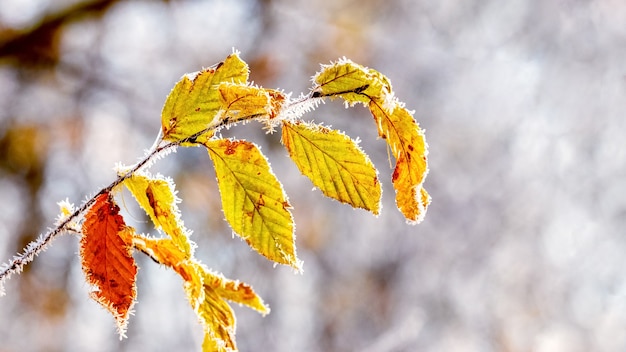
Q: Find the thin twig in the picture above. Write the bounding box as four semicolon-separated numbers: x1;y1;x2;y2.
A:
0;136;175;294
0;93;316;295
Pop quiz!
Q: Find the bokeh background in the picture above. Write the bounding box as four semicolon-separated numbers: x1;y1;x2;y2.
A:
1;1;626;351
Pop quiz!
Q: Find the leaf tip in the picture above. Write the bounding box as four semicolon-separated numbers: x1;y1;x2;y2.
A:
91;291;137;339
401;186;431;225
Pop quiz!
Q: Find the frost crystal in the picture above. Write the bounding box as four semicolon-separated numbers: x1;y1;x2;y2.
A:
281;93;322;121
55;198;76;226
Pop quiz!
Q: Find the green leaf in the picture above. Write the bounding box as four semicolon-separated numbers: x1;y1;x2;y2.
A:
161;53;249;143
281;121;381;214
205;138;300;270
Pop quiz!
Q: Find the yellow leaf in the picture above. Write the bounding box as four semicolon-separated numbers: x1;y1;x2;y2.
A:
205;138;300;270
131;234;205;308
181;261;237;351
133;235;205;314
198;283;237;351
369;100;430;223
131;235;188;271
218;83;284;123
312;58;391;106
203;332;231;352
123;173;193;255
312;58;430;223
281;121;381;214
196;263;268;351
193;262;270;351
132;235;267;351
181;261;207;318
161;53;249;143
202;269;269;315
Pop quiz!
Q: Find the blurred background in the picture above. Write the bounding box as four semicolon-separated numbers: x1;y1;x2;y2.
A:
1;0;625;351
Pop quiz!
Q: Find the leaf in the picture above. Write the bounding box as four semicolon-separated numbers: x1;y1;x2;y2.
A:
131;234;268;351
160;258;234;350
205;138;300;270
123;173;193;255
218;83;285;123
197;265;270;351
202;269;269;315
198;279;237;351
132;234;205;312
178;262;241;351
131;236;189;271
369;100;430;223
312;58;392;106
312;58;430;223
203;333;227;352
80;193;138;336
133;235;236;349
161;53;249;143
281;121;381;214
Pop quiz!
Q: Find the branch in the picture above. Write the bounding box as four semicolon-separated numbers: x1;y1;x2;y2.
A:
0;135;173;295
0;91;320;295
0;0;119;66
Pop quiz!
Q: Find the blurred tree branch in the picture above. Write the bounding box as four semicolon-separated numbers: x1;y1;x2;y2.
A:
0;0;119;67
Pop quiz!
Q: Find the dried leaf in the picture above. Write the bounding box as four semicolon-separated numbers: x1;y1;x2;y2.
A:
205;138;300;270
282;121;381;214
80;193;138;336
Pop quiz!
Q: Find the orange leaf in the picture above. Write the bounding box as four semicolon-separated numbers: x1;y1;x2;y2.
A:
368;100;430;223
80;193;138;337
202;269;269;315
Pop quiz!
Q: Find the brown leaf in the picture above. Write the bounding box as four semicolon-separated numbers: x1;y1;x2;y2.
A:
80;193;138;337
